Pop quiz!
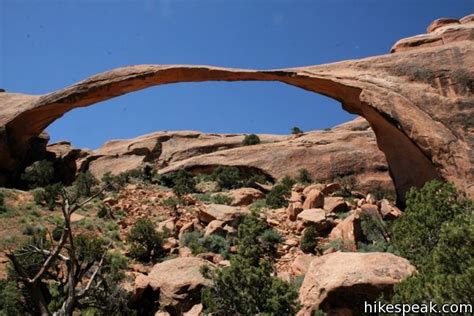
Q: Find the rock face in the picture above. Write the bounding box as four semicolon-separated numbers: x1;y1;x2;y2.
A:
132;257;213;314
0;15;472;203
298;252;416;314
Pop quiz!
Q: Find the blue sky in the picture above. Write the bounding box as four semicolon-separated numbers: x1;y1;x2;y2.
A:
1;0;472;149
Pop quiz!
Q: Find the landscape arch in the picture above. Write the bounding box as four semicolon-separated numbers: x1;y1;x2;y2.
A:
0;31;473;204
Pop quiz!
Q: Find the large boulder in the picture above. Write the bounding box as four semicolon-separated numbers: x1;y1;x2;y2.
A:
197;204;249;224
132;257;213;314
302;190;325;210
223;187;264;206
298;252;416;314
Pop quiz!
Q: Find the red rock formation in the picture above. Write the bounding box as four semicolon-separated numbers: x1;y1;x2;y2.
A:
0;15;472;203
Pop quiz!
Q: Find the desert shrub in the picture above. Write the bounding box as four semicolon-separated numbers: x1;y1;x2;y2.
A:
266;184;291;209
212;166;242;190
201;212;297;314
297;168;312;184
390;181;473;306
21;160;55;188
194;193;212;203
280;175;296;190
360;213;388;245
0;191;6;214
291;126;303;135
181;231;230;258
170;170;196;196
33;184;62;210
301;226;318;254
243;174;268;187
211;194;233;205
334;175;358;197
236;212;282;263
391;181;470;267
249;198;267;213
127;218;163;262
101;168;147;191
242;134;261;146
73;171;98;197
0;279;24;315
51;226;64;241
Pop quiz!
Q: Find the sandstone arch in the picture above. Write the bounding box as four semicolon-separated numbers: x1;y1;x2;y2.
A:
0;16;473;204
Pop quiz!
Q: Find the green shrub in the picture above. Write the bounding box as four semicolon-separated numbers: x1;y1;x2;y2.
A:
201;212;297;314
280;175;296;190
334;175;358;197
127;218;163;262
297;168;312;184
21;160;55;188
0;191;6;214
73;171;98;197
172;170;196;196
33;183;62;210
52;226;64;241
242;134;261;146
249;199;267;213
211;194;233;205
390;181;473;305
391;181;469;267
212;166;242;190
0;280;24;315
266;184;291;209
181;231;230;258
236;212;282;263
291;127;303;135
301;226;318;253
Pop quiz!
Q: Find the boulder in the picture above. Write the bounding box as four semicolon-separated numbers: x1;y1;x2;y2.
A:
328;213;362;250
321;182;342;195
290;254;315;276
302;190;325;209
379;199;403;220
203;219;226;237
323;197;348;214
297;209;330;231
224;187;264;206
299;252;416;314
134;257;213;314
302;184;325;197
197;204;248;224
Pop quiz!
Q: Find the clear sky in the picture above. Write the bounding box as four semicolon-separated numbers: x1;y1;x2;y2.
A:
1;0;472;149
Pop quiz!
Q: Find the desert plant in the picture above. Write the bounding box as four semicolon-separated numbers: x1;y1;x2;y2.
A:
297;168;312;184
266;184;291;209
172;169;196;196
242;134;261;146
6;187;130;315
334;175;358;197
201;212;297;314
21;160;55;188
212;166;242;190
127;218;163;262
291;126;303;135
300;226;318;253
181;231;230;258
33;183;63;210
0;191;7;213
390;181;473;306
72;171;98;197
211;193;233;205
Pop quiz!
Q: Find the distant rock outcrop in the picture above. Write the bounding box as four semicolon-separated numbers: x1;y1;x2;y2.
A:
0;15;472;203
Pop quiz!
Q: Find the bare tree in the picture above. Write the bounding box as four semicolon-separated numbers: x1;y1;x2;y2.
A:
6;188;112;316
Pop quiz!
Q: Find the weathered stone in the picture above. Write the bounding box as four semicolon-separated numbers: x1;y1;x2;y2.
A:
323;197;348;214
302;190;325;209
299;252;416;314
197;204;248;224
